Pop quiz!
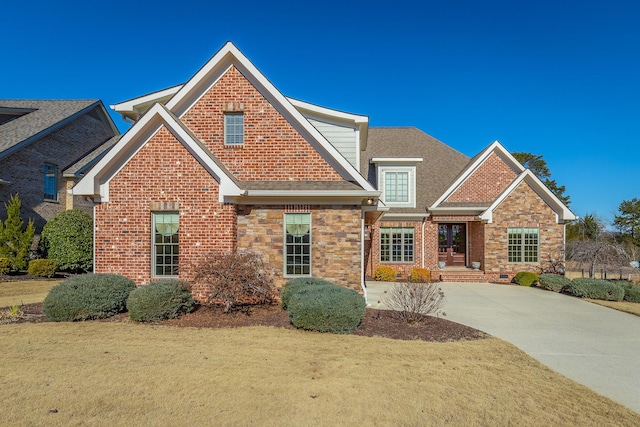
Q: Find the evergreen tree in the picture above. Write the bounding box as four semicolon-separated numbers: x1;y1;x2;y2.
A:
0;194;35;271
512;152;570;207
613;197;640;247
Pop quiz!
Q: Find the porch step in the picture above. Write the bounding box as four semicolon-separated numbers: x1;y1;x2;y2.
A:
436;269;490;283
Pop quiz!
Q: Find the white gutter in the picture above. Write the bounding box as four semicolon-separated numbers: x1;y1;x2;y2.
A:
421;217;426;269
245;190;380;197
361;210;368;304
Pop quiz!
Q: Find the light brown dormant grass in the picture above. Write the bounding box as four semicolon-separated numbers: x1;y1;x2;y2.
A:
0;279;60;307
1;323;638;426
586;299;640;316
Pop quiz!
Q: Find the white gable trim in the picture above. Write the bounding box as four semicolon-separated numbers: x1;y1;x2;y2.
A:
73;103;243;203
479;170;577;223
430;140;524;210
163;41;375;191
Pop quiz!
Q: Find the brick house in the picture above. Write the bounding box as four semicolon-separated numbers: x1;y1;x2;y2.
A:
0;100;120;231
74;42;575;300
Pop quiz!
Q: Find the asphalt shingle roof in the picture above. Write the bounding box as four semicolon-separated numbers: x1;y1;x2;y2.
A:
362;127;471;212
0;100;100;160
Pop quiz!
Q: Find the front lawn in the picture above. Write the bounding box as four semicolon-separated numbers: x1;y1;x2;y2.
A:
1;323;638;425
0;279;60;307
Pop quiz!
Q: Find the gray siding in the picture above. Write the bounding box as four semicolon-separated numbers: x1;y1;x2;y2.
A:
307;118;358;169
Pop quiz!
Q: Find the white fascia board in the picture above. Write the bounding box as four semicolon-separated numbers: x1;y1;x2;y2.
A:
245;190;380;197
164;41;376;192
110;85;183;113
371;157;424;164
430;140;524;210
73;103;243;202
430;207;488;214
380;212;429;219
288;98;368;124
479;170;576;223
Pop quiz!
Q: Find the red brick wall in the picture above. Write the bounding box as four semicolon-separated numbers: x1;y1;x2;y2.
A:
94;127;237;285
447;152;517;203
484;181;564;275
181;66;344;182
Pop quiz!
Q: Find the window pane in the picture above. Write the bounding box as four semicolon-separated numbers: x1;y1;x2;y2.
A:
43;163;57;200
285;213;311;276
385;171;409;203
380;227;414;263
225;113;244;145
153;212;179;277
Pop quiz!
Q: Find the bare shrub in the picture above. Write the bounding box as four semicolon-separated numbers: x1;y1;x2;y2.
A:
382;282;446;323
193;252;276;313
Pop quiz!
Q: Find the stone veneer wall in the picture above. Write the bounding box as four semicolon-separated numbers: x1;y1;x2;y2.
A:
0;109;115;231
446;152;517;204
94;127;237;290
484;181;564;278
237;204;362;291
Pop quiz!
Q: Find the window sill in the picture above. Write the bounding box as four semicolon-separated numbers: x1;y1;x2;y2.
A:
43;198;60;204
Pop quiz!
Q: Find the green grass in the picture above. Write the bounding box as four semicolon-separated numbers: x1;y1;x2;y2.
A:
1;323;638;426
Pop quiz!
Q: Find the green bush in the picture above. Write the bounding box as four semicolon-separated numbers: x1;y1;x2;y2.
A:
0;257;10;275
43;274;136;321
287;283;366;334
127;280;195;322
40;210;93;272
280;277;335;310
617;281;640;303
564;278;624;301
375;265;397;282
538;274;571;292
513;271;539;287
0;194;35;271
27;259;57;278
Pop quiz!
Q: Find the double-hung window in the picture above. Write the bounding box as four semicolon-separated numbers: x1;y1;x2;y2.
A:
43;163;57;200
284;213;311;276
153;212;179;277
385;171;409;203
508;227;539;263
224;113;244;145
380;227;414;263
372;160;421;208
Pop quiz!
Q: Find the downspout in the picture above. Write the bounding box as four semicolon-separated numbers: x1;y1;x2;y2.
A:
421;217;426;269
361;210;368;304
92;204;97;274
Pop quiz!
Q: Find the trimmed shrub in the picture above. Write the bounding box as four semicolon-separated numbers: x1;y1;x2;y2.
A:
40;210;93;272
383;282;446;323
0;194;35;271
618;281;640;303
513;271;539;287
127;280;195;322
280;277;334;311
564;278;624;301
287;283;366;334
43;274;136;321
410;268;431;283
375;265;397;282
0;257;10;275
538;274;571;292
193;252;276;312
27;259;57;278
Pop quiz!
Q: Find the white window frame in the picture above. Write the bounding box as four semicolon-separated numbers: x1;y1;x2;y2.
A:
508;227;539;263
380;227;415;263
43;163;58;201
152;212;179;278
224;113;244;145
284;213;312;277
378;166;416;207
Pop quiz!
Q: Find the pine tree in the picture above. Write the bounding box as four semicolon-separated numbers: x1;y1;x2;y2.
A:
0;194;35;271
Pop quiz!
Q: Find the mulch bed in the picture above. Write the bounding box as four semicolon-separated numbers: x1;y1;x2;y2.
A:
3;302;487;342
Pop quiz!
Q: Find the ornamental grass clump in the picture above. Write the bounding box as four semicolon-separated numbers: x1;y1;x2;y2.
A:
538;274;571;292
127;280;194;322
280;277;334;310
287;283;366;334
410;268;431;283
513;271;539;287
564;278;624;301
43;274;136;321
383;282;446;323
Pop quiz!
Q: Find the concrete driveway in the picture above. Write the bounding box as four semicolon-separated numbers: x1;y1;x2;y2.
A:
365;281;640;414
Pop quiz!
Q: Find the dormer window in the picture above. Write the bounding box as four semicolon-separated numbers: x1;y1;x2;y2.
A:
372;158;422;208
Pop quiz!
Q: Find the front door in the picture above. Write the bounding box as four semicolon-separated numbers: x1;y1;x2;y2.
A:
438;223;466;266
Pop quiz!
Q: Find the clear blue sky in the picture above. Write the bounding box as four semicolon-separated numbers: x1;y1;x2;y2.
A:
3;0;638;226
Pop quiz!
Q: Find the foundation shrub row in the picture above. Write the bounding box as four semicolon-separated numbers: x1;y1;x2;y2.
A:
536;274;640;302
127;280;195;322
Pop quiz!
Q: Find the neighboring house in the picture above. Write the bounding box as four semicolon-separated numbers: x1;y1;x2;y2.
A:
0;100;120;231
74;42;575;300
